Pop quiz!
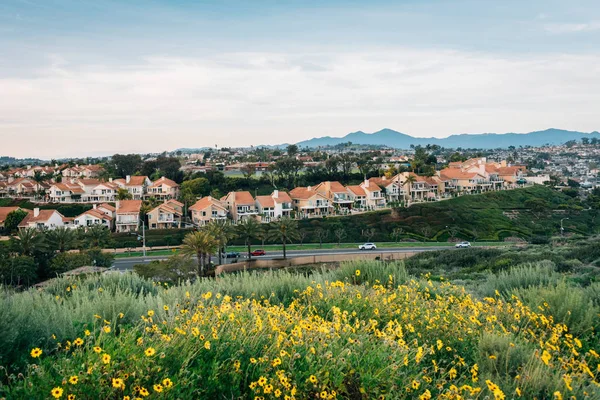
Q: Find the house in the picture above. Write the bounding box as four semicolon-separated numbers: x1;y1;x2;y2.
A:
6;178;46;197
147;199;184;229
0;206;30;229
0;182;7;198
47;182;86;203
255;190;293;223
346;185;367;209
73;206;113;230
97;203;116;219
438;169;487;193
222;191;258;222
146;177;180;200
359;179;387;209
313;181;354;210
289;186;332;218
114;176;151;200
368;177;403;203
115;200;142;233
81;180;119;203
18;208;65;230
61;164;105;178
189;196;228;226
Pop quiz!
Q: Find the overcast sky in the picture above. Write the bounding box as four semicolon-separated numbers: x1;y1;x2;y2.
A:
1;0;599;158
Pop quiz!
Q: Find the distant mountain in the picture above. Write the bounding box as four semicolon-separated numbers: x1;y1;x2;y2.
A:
295;128;600;149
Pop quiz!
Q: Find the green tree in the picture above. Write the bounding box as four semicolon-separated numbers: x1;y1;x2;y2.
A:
266;217;300;259
236;217;262;260
205;220;236;265
11;228;46;257
46;226;77;253
3;209;28;233
180;177;210;204
2;256;37;286
134;254;196;283
108;154;142;177
181;230;218;277
83;225;112;248
286;144;299;157
116;188;133;200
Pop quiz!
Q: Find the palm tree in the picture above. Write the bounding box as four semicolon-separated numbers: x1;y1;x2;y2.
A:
11;228;46;256
236;217;261;260
84;224;112;248
181;230;218;277
46;226;77;253
403;174;417;202
205;219;236;265
266;217;300;259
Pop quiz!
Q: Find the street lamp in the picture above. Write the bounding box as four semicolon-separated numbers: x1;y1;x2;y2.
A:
560;217;569;237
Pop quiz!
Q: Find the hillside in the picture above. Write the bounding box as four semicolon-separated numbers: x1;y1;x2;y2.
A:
297;186;594;243
296;128;600;149
1;239;599;399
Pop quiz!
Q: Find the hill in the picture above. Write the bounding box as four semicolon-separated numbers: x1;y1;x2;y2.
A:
295;128;600;149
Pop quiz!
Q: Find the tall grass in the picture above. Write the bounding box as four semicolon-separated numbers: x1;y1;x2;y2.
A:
478;261;561;297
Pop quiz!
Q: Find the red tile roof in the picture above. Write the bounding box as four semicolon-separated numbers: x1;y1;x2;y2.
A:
290;187;319;200
346;185;366;196
117;200;142;214
189;196;227;212
272;191;292;203
149;177;179;188
256;195;275;208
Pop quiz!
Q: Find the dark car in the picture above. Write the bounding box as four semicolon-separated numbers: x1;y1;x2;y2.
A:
251;249;266;256
225;251;241;258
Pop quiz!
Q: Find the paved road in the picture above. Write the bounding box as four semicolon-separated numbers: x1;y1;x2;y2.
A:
109;246;452;271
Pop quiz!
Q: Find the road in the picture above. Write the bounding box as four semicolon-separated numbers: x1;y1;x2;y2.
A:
110;246;452;271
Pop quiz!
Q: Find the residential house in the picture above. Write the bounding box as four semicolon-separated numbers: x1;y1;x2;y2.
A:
346;185;367;209
62;164;105;178
255;190;293;223
438;169;487;194
313;181;354;210
222;191;258;222
73;207;113;230
147;199;184;229
289;187;332;218
81;180;119;203
368;177;403;203
146;177;180;200
114;176;151;200
115;200;142;233
7;178;47;197
97;203;116;219
359;179;387;209
18;208;65;230
0;182;7;198
0;206;30;229
48;182;86;203
189;196;228;226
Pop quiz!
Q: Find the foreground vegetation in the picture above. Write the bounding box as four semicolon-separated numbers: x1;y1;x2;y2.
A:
1;237;599;399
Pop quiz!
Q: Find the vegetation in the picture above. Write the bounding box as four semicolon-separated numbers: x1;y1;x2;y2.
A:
1;237;600;398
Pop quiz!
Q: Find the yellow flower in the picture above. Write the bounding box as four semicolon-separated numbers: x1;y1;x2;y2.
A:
124;397;131;400
145;347;156;357
554;391;563;400
67;395;75;400
541;350;551;366
449;368;457;379
419;390;432;400
204;341;211;350
258;377;267;386
30;348;42;358
309;375;318;384
139;387;149;397
84;330;91;336
102;353;111;364
68;376;78;385
516;387;522;396
73;338;84;346
355;270;361;276
112;378;125;389
411;380;420;390
163;305;169;311
153;384;163;393
51;387;64;398
103;326;111;334
162;378;173;388
147;310;155;317
93;346;102;353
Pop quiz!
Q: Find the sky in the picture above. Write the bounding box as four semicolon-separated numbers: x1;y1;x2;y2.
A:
0;0;599;158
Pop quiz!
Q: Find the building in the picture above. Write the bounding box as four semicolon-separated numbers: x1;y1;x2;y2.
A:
346;185;367;209
189;196;228;226
73;206;113;230
0;206;30;229
359;179;387;209
255;190;293;223
47;182;86;203
147;199;184;229
115;200;142;233
114;176;151;200
18;208;65;230
289;186;332;218
146;177;180;200
222;191;258;222
368;177;403;203
313;181;354;210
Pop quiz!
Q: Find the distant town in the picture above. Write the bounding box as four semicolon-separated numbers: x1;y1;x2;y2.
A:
2;138;597;234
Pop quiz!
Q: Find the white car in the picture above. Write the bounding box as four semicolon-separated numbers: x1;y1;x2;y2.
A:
359;243;377;250
455;241;471;248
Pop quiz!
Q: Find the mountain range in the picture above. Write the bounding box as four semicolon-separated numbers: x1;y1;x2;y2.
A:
294;128;600;149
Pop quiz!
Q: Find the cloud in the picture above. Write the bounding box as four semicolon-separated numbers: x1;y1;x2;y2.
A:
544;21;600;33
0;48;599;158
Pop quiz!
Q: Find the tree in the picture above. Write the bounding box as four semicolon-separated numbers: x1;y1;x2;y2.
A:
108;154;142;177
83;225;112;248
333;228;346;247
286;144;299;157
133;254;196;283
315;228;328;248
266;217;300;259
181;230;218;277
205;220;236;265
241;164;255;182
524;198;550;219
3;209;28;233
419;225;431;241
1;256;37;287
297;230;307;246
448;226;460;240
117;188;133;200
11;228;46;256
180;177;210;205
46;226;77;253
362;228;377;242
236;218;262;260
338;153;354;182
391;227;404;242
325;157;340;179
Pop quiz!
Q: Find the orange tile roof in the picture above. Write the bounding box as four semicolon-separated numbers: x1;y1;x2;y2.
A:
79;209;112;221
151;203;182;216
272;191;292;203
290;187;319;200
117;200;142;214
98;203;116;212
233;191;255;204
165;199;184;208
315;181;347;193
439;169;480;180
19;209;64;226
189;196;227;211
78;178;102;185
0;206;24;224
346;185;366;196
149;177;179;188
256;195;275;208
362;181;381;192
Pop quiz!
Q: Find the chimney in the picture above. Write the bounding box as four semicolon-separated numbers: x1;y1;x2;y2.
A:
109;177;113;183
307;186;312;191
93;204;97;209
33;208;40;217
116;200;121;211
364;178;369;186
126;175;131;184
273;189;279;198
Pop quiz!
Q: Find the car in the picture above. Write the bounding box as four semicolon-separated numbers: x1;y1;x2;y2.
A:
250;249;266;256
455;241;471;248
225;251;240;259
359;243;377;250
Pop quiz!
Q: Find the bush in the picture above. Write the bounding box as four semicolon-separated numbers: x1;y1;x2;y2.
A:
479;262;560;297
